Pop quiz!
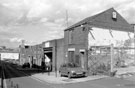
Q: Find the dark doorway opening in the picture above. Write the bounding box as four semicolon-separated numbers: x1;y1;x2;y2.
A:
43;47;53;72
80;52;85;68
75;55;80;66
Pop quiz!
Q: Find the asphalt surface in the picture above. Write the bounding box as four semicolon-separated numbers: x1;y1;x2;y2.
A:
1;62;53;88
1;61;135;88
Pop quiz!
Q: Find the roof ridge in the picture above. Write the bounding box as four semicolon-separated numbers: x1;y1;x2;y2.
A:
65;8;115;30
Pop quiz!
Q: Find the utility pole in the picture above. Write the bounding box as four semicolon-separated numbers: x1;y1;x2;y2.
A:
66;10;69;28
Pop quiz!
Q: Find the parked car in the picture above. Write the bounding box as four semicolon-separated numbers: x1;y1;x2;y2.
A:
59;63;87;78
22;63;30;68
32;64;40;69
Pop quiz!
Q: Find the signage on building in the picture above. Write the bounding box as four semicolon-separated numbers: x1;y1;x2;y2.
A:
45;42;50;47
79;49;85;52
68;48;75;51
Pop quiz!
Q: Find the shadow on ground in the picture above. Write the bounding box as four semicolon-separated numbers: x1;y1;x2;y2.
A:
0;61;49;79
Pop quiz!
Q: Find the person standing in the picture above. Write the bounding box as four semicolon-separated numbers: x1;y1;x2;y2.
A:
45;55;50;71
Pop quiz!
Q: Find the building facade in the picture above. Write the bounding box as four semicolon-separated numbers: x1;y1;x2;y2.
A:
19;38;64;71
20;8;134;72
0;47;19;63
64;8;133;70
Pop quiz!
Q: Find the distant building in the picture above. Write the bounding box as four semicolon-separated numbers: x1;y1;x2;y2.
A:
0;47;19;63
19;38;64;71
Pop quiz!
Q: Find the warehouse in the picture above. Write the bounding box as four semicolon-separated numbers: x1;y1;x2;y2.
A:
42;38;64;71
64;8;134;70
20;8;134;73
19;38;64;72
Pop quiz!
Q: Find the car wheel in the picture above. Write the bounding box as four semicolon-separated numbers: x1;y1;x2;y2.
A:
68;73;71;79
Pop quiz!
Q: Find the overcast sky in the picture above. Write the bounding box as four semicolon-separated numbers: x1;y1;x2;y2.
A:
0;0;135;48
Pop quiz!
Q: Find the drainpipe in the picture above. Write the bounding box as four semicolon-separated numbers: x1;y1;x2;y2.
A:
133;24;135;64
84;24;89;71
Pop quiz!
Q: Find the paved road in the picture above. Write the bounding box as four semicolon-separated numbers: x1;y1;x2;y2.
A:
2;62;53;88
1;61;135;88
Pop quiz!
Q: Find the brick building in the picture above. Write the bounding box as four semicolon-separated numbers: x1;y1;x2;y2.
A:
19;38;64;71
64;8;133;70
42;38;64;71
20;8;134;72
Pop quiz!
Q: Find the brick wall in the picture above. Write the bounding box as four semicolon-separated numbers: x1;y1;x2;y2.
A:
56;39;64;70
64;25;89;69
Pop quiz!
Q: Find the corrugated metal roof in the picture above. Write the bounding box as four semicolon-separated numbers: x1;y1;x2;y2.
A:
65;8;133;32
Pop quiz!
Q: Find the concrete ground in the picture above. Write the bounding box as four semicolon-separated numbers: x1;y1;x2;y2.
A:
32;72;108;84
2;62;135;88
31;66;135;84
114;66;135;78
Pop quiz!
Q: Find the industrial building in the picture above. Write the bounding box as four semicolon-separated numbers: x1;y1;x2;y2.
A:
64;8;133;70
19;8;134;72
19;38;64;71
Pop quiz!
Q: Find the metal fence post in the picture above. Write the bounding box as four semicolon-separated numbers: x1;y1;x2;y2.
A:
110;44;114;72
55;40;57;77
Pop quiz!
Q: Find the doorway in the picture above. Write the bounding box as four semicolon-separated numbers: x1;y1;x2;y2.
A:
43;47;53;71
80;51;85;68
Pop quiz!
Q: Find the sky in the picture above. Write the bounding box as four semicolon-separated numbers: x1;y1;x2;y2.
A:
0;0;135;48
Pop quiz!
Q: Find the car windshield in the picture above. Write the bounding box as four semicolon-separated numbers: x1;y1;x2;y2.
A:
67;63;79;67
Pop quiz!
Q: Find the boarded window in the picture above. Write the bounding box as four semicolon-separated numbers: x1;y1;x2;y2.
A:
68;51;75;63
75;55;81;66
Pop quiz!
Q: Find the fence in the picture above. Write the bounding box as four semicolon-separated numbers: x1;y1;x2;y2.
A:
87;45;134;75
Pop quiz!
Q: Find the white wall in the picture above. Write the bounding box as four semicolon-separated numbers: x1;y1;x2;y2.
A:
88;27;134;48
0;53;19;60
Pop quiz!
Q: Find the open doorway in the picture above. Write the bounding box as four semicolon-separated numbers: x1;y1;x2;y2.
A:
80;51;85;68
44;52;52;71
43;47;53;72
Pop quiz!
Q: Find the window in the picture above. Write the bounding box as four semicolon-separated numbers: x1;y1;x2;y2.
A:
68;51;75;63
112;11;117;21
